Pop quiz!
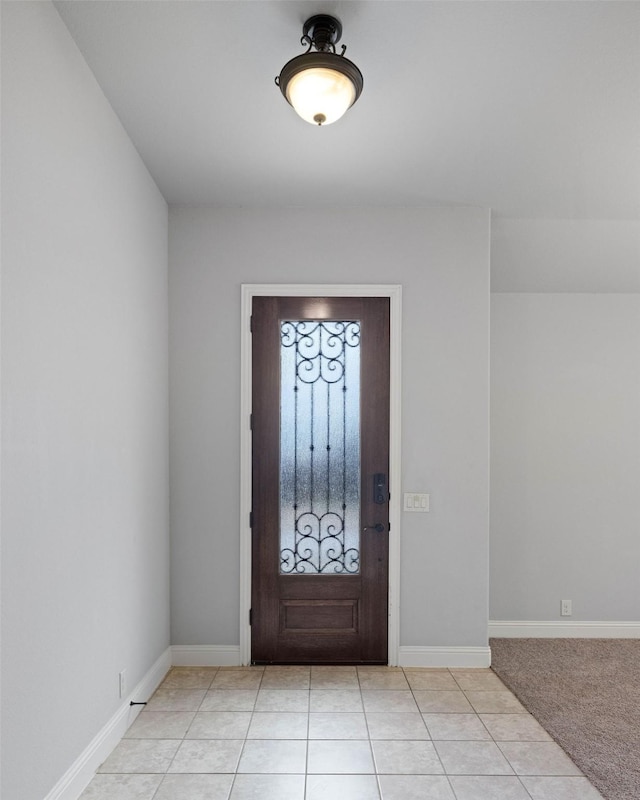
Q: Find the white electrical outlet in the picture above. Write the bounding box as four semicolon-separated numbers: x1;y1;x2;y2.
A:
561;599;572;617
119;669;127;698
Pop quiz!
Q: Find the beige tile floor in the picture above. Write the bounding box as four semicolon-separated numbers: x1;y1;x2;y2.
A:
80;666;604;800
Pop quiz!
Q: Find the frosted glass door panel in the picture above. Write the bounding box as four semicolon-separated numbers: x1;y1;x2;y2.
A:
280;320;361;574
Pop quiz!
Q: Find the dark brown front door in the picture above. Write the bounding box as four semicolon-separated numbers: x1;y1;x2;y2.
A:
251;296;390;664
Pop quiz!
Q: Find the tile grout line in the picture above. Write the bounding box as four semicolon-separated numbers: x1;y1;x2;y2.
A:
303;676;310;800
426;669;456;786
226;667;263;800
153;666;217;792
359;669;382;800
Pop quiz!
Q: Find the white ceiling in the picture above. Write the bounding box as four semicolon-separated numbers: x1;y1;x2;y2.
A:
54;1;640;219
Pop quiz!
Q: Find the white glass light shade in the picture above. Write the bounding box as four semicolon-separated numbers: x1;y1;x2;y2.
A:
286;67;357;126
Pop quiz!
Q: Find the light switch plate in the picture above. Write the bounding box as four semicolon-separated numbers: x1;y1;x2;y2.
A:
403;493;429;512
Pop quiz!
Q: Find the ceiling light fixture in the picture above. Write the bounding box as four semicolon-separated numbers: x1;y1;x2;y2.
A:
275;14;363;126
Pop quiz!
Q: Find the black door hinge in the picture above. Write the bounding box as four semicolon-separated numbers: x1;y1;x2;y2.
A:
250;315;253;333
249;511;254;529
249;608;253;626
250;413;253;431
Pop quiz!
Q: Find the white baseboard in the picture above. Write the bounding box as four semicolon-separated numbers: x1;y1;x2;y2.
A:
398;646;492;668
171;645;242;666
171;644;492;668
44;647;172;800
489;620;640;638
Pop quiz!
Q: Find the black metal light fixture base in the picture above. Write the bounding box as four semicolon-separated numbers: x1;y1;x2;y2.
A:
302;15;343;51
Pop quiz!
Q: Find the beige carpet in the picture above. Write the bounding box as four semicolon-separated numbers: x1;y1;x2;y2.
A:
490;638;640;800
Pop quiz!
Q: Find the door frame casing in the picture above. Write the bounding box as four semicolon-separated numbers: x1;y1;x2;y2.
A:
240;284;402;665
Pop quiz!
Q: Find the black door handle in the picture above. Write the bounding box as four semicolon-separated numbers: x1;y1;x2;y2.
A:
363;523;385;533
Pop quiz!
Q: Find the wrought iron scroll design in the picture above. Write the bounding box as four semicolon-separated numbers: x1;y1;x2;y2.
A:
280;320;361;574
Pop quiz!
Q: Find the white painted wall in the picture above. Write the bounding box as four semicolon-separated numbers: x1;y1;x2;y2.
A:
169;206;490;652
492;219;640;293
1;4;169;798
491;293;640;621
